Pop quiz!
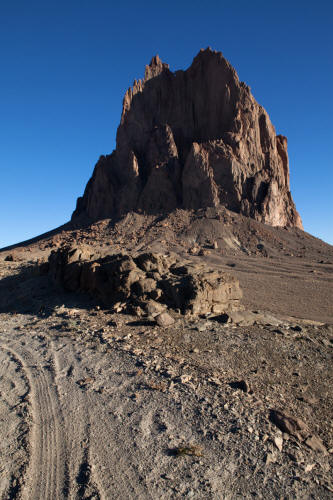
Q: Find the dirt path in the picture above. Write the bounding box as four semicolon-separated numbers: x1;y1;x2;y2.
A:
0;327;149;499
0;307;332;499
0;344;30;498
0;333;69;499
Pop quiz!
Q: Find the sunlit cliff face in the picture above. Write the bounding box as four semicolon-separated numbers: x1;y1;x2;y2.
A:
72;48;302;230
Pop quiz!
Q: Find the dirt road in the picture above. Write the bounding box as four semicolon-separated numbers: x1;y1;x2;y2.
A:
0;307;332;499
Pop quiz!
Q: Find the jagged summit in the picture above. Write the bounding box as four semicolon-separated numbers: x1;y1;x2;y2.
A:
144;54;169;81
72;48;302;229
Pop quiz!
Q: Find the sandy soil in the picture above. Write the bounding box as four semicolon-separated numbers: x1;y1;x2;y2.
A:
0;308;332;499
0;209;332;499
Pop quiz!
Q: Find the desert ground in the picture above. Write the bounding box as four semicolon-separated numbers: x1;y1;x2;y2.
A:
0;208;332;499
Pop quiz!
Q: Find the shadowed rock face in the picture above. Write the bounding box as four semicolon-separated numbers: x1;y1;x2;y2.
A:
72;48;302;229
46;247;243;315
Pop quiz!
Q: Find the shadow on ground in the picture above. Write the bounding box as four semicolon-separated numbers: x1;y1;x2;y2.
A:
0;264;100;317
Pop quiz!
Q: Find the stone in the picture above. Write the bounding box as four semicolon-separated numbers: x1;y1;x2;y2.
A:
265;452;277;465
269;409;309;441
178;374;192;384
145;300;166;316
155;312;175;327
304;463;316;473
72;48;302;229
304;435;327;454
132;278;157;296
226;310;282;326
197;322;211;332
227;310;259;326
130;305;144;317
269;409;327;453
274;435;283;452
46;246;242;315
134;252;172;274
48;244;96;290
161;266;242;315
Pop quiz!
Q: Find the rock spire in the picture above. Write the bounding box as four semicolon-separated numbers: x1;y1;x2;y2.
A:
72;48;302;229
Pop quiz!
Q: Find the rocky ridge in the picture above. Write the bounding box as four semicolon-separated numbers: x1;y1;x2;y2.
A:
45;246;242;316
72;48;302;229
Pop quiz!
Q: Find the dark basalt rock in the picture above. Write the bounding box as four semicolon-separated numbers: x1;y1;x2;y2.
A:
46;246;243;315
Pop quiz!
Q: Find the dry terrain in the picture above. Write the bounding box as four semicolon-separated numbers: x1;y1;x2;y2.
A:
0;209;332;499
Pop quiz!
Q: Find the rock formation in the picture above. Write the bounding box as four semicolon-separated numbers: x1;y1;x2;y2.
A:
46;246;242;315
72;48;302;229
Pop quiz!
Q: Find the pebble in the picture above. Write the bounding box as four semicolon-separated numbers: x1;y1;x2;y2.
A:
305;435;327;454
179;374;192;384
265;452;277;465
155;312;175;327
274;435;283;452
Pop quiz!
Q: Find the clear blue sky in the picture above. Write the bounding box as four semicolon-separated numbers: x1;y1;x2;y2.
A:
1;0;332;248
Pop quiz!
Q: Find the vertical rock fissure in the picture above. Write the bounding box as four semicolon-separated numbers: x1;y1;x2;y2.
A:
72;48;302;230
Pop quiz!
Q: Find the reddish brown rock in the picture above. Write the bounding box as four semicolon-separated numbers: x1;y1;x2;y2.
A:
269;409;309;441
269;409;327;453
72;48;302;229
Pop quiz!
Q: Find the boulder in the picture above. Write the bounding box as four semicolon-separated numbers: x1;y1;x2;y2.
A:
160;266;242;315
46;246;242;315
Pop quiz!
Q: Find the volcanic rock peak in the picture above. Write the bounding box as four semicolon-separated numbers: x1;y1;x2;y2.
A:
72;48;302;229
144;54;169;81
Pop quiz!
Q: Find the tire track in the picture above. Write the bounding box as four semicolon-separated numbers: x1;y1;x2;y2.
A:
51;337;151;499
51;339;103;500
0;346;30;499
0;336;68;500
75;429;101;500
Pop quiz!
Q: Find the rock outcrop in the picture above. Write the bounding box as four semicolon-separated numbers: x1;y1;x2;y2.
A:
46;246;242;315
72;48;302;229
